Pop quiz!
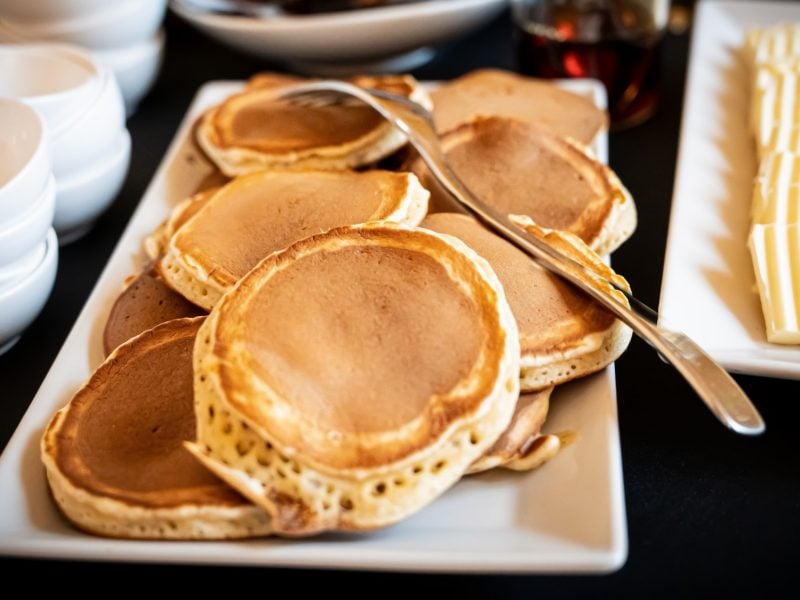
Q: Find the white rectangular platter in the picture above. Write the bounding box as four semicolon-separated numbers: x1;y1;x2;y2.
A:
659;0;800;379
0;80;626;573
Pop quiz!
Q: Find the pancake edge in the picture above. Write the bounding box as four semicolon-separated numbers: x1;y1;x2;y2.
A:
40;318;272;540
159;171;431;311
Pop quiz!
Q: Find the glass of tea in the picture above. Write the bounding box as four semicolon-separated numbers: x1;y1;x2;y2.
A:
512;0;670;128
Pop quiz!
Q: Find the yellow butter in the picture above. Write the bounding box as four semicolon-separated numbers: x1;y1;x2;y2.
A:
751;63;800;157
752;150;800;223
746;23;800;65
748;223;800;344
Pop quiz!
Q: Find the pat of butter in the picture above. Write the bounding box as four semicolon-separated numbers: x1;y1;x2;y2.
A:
752;150;800;224
746;23;800;65
751;63;800;157
748;223;800;344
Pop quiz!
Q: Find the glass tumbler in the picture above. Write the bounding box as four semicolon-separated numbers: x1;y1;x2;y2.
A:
511;0;671;128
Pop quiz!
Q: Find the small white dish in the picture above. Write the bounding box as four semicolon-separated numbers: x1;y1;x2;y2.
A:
169;0;507;69
0;227;58;354
0;175;56;269
660;0;800;380
0;240;46;293
0;99;51;222
50;68;125;178
0;0;167;50
0;43;101;129
91;30;165;116
54;129;131;243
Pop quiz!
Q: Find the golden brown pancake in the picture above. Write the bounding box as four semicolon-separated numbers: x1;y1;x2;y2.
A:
103;265;205;356
198;73;431;175
187;224;520;535
159;169;429;310
410;116;636;255
468;387;553;473
144;186;220;260
422;213;632;391
431;69;608;144
41;318;271;539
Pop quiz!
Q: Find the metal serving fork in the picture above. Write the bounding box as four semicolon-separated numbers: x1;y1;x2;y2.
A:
273;80;765;436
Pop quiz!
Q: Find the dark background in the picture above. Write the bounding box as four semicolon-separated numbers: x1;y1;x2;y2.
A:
1;1;798;593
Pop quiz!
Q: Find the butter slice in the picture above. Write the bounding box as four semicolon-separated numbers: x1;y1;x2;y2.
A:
752;150;800;224
751;63;800;157
748;223;800;344
746;23;800;65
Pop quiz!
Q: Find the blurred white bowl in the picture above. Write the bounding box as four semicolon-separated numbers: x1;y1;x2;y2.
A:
170;0;507;69
92;30;165;115
0;227;58;355
0;240;46;293
51;68;126;177
0;175;56;268
0;0;167;49
0;43;101;127
54;129;131;243
1;0;133;23
0;99;51;222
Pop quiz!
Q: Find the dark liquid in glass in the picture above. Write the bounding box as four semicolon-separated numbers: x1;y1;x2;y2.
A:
514;0;663;128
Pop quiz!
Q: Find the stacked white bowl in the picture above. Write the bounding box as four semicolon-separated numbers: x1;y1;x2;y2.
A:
0;44;131;243
0;0;167;115
0;99;59;355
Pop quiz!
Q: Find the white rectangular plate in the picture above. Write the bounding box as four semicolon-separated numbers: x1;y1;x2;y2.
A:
0;80;626;573
660;0;800;379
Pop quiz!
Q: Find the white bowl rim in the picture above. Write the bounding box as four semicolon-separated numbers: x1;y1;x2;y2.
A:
0;227;57;300
57;128;131;191
0;42;102;107
90;28;165;63
0;98;48;197
0;174;55;240
171;0;506;29
50;63;114;140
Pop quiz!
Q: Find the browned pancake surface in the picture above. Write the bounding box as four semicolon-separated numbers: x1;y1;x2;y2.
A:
103;267;205;356
51;318;242;508
431;69;607;143
173;170;413;287
413;117;616;246
422;213;615;358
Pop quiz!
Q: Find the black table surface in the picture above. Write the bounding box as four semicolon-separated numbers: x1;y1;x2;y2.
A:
2;2;798;593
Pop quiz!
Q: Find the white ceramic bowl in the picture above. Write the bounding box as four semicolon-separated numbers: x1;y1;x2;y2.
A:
0;175;56;268
0;43;101;128
54;129;131;242
91;30;165;116
0;228;58;354
0;0;167;49
0;239;46;293
0;0;132;23
0;99;51;223
50;68;125;178
170;0;507;69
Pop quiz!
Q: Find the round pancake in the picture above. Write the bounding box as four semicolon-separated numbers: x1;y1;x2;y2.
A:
198;73;431;175
410;116;636;255
41;318;271;539
422;213;632;390
103;265;205;356
468;387;553;474
144;186;220;260
187;224;520;535
159;169;429;311
431;69;608;144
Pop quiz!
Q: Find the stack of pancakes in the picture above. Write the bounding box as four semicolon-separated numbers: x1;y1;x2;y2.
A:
41;69;637;539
